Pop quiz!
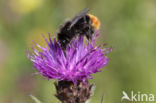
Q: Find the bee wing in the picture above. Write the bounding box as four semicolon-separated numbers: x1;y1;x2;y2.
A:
70;8;89;28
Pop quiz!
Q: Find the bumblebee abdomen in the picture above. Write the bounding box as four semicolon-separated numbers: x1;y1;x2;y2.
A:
88;14;100;30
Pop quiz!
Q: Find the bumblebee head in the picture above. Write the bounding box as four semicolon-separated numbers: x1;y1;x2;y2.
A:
88;14;100;30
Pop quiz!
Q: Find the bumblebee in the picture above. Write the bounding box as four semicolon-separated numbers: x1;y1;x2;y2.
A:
57;8;100;49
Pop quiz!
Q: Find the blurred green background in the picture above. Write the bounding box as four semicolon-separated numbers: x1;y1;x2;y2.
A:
0;0;156;103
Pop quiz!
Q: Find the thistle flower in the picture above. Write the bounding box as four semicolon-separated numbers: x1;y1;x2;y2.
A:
27;33;110;84
26;33;111;103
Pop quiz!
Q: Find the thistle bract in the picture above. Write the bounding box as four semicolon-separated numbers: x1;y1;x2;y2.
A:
26;33;110;84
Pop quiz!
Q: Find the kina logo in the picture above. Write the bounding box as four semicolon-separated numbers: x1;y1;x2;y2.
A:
121;91;154;102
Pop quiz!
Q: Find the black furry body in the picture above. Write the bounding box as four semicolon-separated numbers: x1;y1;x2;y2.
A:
57;9;94;49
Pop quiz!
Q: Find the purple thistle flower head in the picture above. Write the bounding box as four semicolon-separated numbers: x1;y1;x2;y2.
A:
26;33;111;84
